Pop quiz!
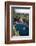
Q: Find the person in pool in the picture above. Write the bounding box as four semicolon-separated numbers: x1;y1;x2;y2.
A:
15;17;29;36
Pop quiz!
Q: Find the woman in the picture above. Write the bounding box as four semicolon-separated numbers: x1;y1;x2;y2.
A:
15;17;29;36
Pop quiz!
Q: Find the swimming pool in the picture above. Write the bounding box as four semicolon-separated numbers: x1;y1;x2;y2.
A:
16;23;29;36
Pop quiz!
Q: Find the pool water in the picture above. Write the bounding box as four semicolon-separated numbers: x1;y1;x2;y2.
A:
16;23;29;36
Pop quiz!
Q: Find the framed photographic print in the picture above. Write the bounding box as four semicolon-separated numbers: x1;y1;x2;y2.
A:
5;2;35;44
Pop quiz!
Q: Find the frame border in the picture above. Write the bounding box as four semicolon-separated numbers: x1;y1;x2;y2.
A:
5;1;35;44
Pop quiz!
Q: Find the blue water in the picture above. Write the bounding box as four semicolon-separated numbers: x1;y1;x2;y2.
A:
16;23;29;36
